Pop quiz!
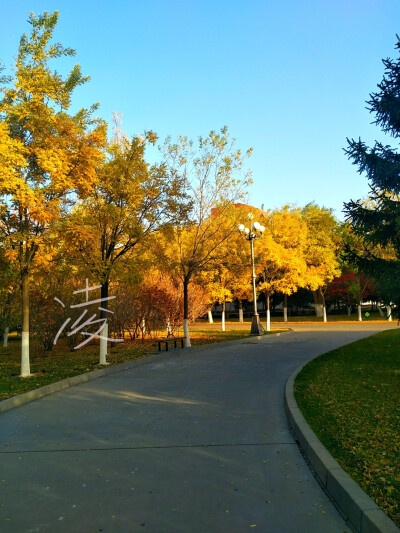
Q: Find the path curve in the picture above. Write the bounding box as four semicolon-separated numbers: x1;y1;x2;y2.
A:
0;323;396;532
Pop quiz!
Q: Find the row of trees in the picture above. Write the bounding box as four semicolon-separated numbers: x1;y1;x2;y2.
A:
1;12;400;378
0;11;254;376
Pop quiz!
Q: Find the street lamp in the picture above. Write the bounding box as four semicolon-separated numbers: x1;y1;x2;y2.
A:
238;213;265;335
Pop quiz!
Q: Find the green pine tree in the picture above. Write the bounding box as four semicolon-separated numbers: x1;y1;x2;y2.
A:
344;35;400;311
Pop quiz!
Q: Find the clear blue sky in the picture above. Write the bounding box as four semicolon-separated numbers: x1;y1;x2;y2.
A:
1;0;400;219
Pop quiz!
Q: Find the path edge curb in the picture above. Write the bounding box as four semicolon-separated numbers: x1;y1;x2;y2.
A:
285;363;400;533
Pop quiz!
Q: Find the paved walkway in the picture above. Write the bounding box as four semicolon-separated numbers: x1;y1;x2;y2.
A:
0;323;396;532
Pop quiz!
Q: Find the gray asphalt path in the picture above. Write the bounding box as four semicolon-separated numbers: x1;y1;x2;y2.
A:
0;323;396;533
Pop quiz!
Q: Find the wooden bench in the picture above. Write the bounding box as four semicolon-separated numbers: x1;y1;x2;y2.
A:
157;336;185;351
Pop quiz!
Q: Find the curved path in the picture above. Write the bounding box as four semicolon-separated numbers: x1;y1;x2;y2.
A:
0;323;395;532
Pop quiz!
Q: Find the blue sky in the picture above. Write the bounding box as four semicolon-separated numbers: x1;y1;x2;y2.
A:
1;1;400;219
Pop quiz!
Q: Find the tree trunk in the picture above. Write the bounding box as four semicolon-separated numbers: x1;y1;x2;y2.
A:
221;300;226;332
283;294;288;322
387;304;393;322
318;288;327;323
20;271;30;377
183;275;191;347
314;304;323;317
347;305;352;316
140;319;146;343
357;303;362;321
208;310;213;324
271;294;276;314
238;299;243;322
2;291;12;348
99;280;109;365
378;304;384;317
266;293;271;332
313;290;324;317
2;326;9;348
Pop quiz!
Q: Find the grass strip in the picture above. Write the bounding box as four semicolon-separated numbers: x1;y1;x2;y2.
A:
197;311;391;323
294;329;400;526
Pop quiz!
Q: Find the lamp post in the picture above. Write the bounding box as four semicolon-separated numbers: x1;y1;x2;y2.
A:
238;213;265;335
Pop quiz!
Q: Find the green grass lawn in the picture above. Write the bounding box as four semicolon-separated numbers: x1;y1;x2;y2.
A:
294;329;400;526
0;328;286;401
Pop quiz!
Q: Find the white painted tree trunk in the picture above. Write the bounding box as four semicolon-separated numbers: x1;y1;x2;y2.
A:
238;299;244;323
265;294;271;331
378;304;384;317
323;306;327;323
20;273;30;377
357;304;362;322
2;327;9;348
21;331;30;376
387;305;393;322
347;306;352;316
283;294;288;322
184;318;191;347
208;310;213;324
221;300;226;331
266;309;271;331
99;322;108;365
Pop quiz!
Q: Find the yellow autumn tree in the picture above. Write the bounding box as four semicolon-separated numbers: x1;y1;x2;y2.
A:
255;206;308;330
0;11;106;376
200;219;254;327
196;263;234;331
302;203;341;321
158;127;252;346
60;122;188;363
268;206;308;321
0;122;27;180
223;221;255;322
0;239;21;347
0;124;26;346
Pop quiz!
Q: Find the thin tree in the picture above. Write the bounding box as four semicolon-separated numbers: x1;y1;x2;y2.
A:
0;11;106;376
159;127;252;346
302;203;341;321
